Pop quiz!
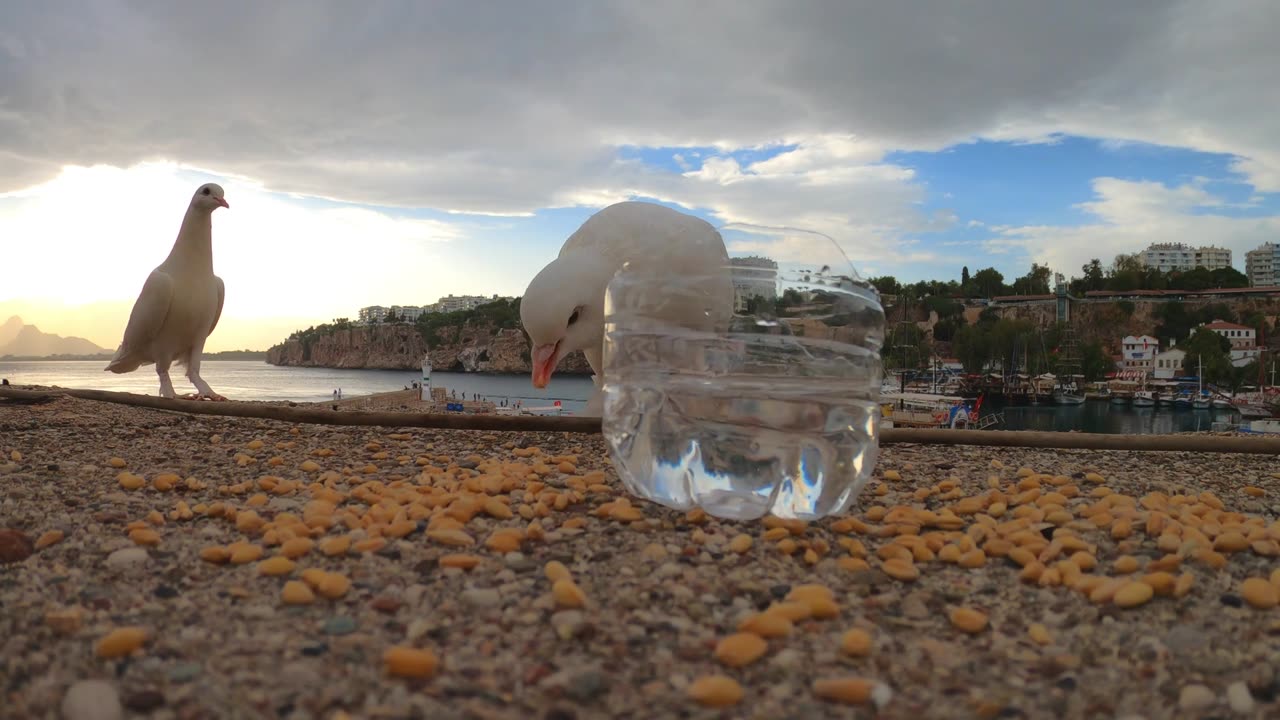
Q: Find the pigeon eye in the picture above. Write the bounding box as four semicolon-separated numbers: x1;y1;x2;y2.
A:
567;309;580;326
201;187;211;196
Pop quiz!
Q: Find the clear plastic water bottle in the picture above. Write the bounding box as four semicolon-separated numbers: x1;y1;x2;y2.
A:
601;223;886;521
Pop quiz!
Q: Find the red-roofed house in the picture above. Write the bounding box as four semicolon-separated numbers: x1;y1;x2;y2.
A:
1199;320;1261;367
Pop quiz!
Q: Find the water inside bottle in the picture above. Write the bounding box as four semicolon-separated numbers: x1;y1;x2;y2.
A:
602;327;882;520
601;224;885;521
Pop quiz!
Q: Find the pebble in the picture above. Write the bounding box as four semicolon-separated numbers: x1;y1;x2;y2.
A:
565;668;608;702
461;588;502;609
504;552;534;571
0;529;34;563
1226;681;1255;713
61;680;123;720
322;616;357;635
1178;683;1215;711
123;689;165;713
166;663;202;683
551;610;588;640
900;593;931;620
104;547;149;569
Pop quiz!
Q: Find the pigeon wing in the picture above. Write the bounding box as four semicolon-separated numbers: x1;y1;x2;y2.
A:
209;275;226;336
118;270;175;354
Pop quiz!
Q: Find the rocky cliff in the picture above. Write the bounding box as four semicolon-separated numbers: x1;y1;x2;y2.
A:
266;322;592;375
989;296;1280;348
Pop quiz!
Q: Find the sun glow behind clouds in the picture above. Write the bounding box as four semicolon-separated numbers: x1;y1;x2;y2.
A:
0;162;467;351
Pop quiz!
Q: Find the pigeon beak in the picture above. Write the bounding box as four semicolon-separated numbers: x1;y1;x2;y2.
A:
217;198;230;209
531;342;560;389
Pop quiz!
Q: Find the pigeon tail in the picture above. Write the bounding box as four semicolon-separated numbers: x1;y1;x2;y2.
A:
105;347;145;374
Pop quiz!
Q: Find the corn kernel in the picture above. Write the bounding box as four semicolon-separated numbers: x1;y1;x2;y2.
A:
384;646;439;678
687;675;744;708
714;632;768;668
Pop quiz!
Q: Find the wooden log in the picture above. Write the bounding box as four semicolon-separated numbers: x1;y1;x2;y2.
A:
2;386;1278;454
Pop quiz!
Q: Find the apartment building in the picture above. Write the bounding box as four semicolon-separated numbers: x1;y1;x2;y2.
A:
1139;243;1233;273
1246;242;1279;287
1194;245;1232;271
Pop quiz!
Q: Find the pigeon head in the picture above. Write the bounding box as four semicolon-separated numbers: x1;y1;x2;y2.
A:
520;250;614;388
192;183;230;212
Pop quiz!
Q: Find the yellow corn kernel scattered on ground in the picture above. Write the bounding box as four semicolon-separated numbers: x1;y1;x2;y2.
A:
882;557;920;582
1241;578;1279;609
426;529;475;547
199;546;229;564
384;646;439;679
34;530;64;550
552;578;587;609
316;572;352;599
108;457;127;468
738;612;793;638
128;528;160;546
280;537;314;559
117;472;144;490
353;537;387;554
1114;582;1154;608
281;580;315;605
95;627;148;658
713;632;768;668
812;677;875;705
949;607;988;634
228;543;264;565
766;601;812;623
840;628;873;657
319;536;351;557
687;675;744;708
257;556;296;576
544;560;572;583
439;554;482;570
785;585;839;619
1028;623;1052;646
1112;555;1140;574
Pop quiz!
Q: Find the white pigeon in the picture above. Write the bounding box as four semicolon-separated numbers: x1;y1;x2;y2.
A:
105;183;230;400
520;201;735;416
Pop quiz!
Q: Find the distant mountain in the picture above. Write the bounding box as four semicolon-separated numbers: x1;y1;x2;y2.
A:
0;318;110;358
0;316;22;348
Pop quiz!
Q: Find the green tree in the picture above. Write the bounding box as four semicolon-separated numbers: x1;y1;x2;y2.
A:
1081;259;1106;291
961;266;971;294
1209;267;1249;288
971;267;1006;298
1011;263;1053;295
1080;340;1112;381
869;276;900;295
1181;328;1233;386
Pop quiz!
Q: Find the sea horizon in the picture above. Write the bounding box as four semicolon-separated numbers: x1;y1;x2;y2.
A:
0;359;595;411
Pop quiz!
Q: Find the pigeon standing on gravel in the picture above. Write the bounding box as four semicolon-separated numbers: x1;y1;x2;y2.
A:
105;183;230;400
519;201;735;415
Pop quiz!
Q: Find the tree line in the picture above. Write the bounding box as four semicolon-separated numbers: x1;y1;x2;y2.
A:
869;254;1249;304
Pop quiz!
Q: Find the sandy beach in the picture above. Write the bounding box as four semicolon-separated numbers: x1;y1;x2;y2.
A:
2;393;1278;720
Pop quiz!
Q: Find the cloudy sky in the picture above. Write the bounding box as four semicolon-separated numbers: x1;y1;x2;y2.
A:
2;0;1278;351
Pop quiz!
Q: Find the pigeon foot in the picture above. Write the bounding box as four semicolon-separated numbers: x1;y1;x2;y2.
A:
180;393;227;402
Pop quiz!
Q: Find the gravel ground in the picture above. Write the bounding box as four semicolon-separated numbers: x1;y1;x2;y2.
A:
2;393;1279;720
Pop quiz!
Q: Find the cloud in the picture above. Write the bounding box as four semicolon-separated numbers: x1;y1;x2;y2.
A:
986;177;1280;276
2;0;1278;213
